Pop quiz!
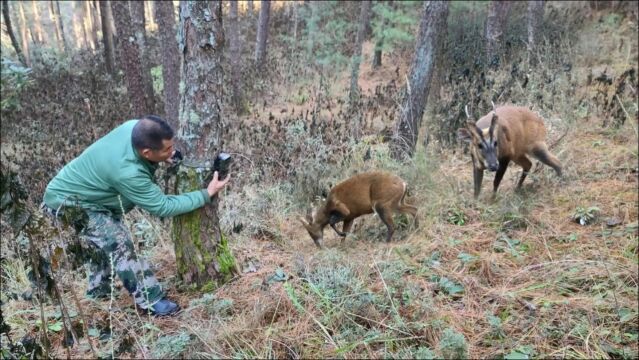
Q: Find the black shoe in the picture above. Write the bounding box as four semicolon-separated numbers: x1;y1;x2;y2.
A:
149;299;180;316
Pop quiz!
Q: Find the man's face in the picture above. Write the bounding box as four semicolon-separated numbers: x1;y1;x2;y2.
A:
141;139;175;163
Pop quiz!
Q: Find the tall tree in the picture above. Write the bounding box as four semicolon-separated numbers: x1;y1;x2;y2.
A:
144;1;156;32
254;0;270;69
99;0;115;76
247;0;254;18
2;0;28;66
154;0;180;126
17;1;30;66
84;0;97;51
89;1;100;50
130;0;155;113
349;0;372;103
485;1;512;68
49;0;68;53
173;1;239;289
527;1;545;55
72;1;84;49
111;0;151;116
391;1;449;159
31;0;45;44
229;0;243;114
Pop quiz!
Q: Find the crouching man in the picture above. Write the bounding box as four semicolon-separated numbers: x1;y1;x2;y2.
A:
42;115;230;316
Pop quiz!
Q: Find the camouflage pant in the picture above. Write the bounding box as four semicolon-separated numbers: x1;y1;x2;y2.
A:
42;206;164;309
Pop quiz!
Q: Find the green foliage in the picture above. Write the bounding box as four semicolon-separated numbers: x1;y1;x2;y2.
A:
431;275;464;297
1;59;32;112
151;332;191;359
371;1;421;53
573;206;600;225
298;1;356;69
438;328;468;359
150;65;163;96
189;293;235;317
446;208;466;225
505;345;535;359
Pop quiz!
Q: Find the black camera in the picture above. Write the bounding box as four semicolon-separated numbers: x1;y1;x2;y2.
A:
213;152;232;180
170;149;183;163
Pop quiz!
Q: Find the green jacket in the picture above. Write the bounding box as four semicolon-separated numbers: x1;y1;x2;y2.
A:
44;120;210;217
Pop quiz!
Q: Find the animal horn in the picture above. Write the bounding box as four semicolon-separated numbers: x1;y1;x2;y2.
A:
464;105;471;120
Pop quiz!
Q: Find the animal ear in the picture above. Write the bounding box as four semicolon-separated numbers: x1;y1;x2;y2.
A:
457;128;472;143
489;112;498;138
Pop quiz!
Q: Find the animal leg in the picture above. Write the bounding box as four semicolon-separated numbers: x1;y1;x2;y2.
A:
473;165;484;199
397;184;419;228
531;142;562;176
514;156;533;190
374;203;395;243
492;158;511;197
340;219;354;243
329;212;346;236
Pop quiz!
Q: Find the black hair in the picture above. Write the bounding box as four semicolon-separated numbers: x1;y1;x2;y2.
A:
131;115;174;150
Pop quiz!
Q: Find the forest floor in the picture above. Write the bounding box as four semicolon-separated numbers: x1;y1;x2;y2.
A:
1;3;637;360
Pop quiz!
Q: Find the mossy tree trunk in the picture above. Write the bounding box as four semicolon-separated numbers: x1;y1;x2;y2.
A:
391;1;449;159
1;0;28;67
173;1;238;290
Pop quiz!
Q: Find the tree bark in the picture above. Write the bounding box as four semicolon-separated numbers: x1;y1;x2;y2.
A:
2;1;27;66
485;1;512;68
130;0;156;113
173;1;239;290
527;1;545;54
99;0;115;76
254;0;270;69
17;1;30;66
31;0;45;44
90;1;100;50
84;1;97;51
392;1;449;159
229;0;244;114
247;0;254;18
145;1;156;32
111;0;150;116
50;0;68;53
349;0;372;103
154;0;180;127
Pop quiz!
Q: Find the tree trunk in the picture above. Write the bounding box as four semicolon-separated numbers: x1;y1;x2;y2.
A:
111;0;150;116
254;0;270;69
349;0;372;103
392;1;449;159
50;0;68;53
99;0;115;76
31;0;45;44
229;0;244;114
173;1;238;290
154;0;180;127
90;1;100;50
2;0;28;66
71;1;83;49
247;0;254;18
17;1;30;66
83;1;97;51
527;1;545;55
130;0;156;113
145;1;156;32
485;1;512;68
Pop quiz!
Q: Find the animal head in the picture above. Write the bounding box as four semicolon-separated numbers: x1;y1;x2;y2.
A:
299;206;324;248
457;105;500;172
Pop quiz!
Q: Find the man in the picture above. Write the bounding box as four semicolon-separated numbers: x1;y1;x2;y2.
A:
43;115;230;316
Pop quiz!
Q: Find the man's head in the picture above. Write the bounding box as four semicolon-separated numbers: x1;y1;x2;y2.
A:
132;115;175;163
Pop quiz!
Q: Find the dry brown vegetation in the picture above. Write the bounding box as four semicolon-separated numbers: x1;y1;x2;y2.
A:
1;1;637;359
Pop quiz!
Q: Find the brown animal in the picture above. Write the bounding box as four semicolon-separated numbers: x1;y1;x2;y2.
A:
457;104;562;199
299;171;418;249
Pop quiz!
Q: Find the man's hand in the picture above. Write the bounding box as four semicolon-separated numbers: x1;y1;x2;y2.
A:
207;171;230;198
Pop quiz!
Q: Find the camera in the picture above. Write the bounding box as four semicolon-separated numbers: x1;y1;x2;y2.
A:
213;152;232;180
170;149;183;163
